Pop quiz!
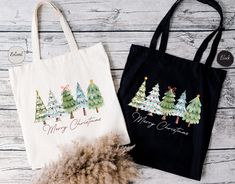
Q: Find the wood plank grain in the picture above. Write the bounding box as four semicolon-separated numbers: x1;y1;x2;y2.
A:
0;151;34;184
0;108;234;151
0;1;234;183
1;31;234;110
0;31;234;70
135;149;235;184
0;0;234;32
0;0;234;183
0;69;234;150
0;149;234;184
1;68;235;109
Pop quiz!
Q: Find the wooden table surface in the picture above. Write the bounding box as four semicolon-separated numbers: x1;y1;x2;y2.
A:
0;0;235;183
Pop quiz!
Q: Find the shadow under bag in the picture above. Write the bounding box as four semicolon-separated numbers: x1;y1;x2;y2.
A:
118;0;226;180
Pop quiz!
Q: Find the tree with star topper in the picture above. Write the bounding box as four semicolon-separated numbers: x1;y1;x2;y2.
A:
160;86;176;120
129;76;148;112
140;83;162;116
172;91;187;124
87;80;104;113
182;94;202;127
47;90;64;122
76;82;88;116
35;90;47;125
61;85;77;119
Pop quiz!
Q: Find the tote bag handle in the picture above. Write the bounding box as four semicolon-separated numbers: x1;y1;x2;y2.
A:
150;0;223;66
32;0;78;62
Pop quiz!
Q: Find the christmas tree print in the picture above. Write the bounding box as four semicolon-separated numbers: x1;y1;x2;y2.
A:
172;91;187;124
61;85;78;119
129;76;148;112
76;82;88;116
160;86;176;120
47;90;64;122
140;83;162;116
87;80;104;113
182;94;202;127
35;90;47;125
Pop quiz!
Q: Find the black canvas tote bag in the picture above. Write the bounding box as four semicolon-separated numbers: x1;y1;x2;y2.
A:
118;0;226;180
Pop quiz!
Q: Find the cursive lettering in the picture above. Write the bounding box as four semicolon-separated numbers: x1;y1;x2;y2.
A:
10;51;23;57
42;117;102;135
70;117;101;130
156;121;189;135
132;112;155;128
131;112;189;135
220;54;230;61
43;123;67;135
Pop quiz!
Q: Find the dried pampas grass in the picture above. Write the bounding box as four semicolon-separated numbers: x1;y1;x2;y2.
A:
33;134;138;184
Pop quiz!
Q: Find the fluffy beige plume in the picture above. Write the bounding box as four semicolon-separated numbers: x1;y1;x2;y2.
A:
33;134;138;184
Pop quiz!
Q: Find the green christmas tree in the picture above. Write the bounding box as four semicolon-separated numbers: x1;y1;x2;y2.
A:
160;86;176;120
182;94;202;127
140;83;162;116
76;82;88;116
61;85;77;119
47;90;64;122
129;76;147;112
172;91;187;124
87;80;104;113
35;90;47;124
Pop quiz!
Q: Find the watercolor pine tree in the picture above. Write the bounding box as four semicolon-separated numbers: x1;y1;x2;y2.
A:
173;91;187;124
61;85;78;119
76;82;88;116
47;90;64;122
129;76;147;112
35;90;47;125
182;94;202;127
140;83;162;116
87;80;104;113
160;86;176;120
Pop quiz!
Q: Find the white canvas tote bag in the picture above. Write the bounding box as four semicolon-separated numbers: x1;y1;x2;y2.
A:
9;0;130;169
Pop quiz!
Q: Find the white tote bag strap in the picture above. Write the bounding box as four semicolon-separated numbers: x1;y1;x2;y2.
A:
32;0;78;62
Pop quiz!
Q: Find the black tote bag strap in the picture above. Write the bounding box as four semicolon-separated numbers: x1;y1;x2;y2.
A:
150;0;224;66
150;0;182;52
